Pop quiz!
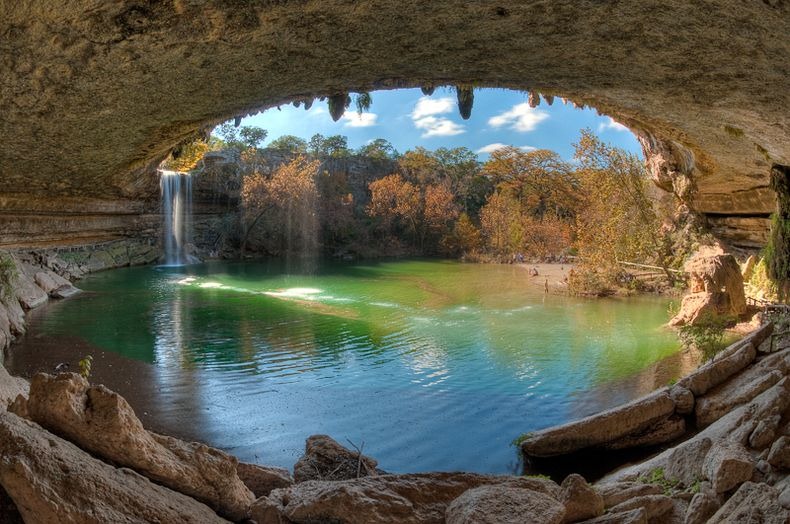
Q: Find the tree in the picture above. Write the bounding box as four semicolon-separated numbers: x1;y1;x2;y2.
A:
482;147;579;219
240;155;320;255
366;174;421;240
423;182;460;241
357;139;399;160
214;123;267;151
440;213;482;256
309;134;351;158
268;135;308;154
571;129;664;292
480;191;524;257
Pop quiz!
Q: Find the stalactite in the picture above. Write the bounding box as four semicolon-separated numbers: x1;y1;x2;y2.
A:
233;116;242;127
328;93;348;121
456;86;474;120
544;94;555;106
528;91;540;108
303;98;313;110
421;85;435;96
293;100;301;108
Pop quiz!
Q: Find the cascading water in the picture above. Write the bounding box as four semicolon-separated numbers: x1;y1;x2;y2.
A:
160;170;194;266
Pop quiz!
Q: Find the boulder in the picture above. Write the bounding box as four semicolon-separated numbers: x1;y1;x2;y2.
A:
560;474;604;522
24;372;254;521
258;472;561;524
0;364;27;410
707;482;788;523
520;389;676;457
669;386;695;415
607;494;674;521
0;411;229;524
779;486;790;509
445;485;566;524
768;436;790;470
748;415;782;450
1;298;25;337
702;441;754;493
595;482;663;509
666;437;712;487
12;269;47;310
670;249;746;327
684;492;720;524
237;462;293;497
576;508;647;523
676;341;756;397
34;270;79;298
294;434;381;482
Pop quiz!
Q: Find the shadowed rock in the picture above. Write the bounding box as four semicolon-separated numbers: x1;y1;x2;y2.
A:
0;364;27;409
0;411;229;524
707;482;788;523
559;474;604;522
24;372;254;521
237;462;294;497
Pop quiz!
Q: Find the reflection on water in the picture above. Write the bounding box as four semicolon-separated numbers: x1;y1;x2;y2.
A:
7;260;686;474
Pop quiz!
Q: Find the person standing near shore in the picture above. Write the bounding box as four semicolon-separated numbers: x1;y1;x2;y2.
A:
544;278;549;294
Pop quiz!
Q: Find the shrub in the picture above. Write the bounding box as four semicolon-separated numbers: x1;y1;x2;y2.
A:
0;252;18;302
677;315;728;361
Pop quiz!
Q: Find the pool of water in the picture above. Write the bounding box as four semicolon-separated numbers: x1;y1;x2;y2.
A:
7;259;693;474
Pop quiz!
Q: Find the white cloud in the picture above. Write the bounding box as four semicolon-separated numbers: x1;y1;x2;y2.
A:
597;117;629;133
410;96;465;138
488;103;549;132
343;112;378;127
411;97;455;119
476;143;538;154
413;115;465;138
307;106;326;118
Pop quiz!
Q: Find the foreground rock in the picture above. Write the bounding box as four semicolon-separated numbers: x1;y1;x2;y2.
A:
707;482;788;523
253;472;560;524
0;364;27;409
560;474;604;522
294;434;381;482
237;462;293;497
445;485;565;524
25;372;254;521
0;411;228;524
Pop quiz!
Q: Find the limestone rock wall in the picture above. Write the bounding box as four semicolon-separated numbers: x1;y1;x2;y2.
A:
0;0;787;249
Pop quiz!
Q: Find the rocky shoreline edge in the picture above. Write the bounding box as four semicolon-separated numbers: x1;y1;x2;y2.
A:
0;319;788;523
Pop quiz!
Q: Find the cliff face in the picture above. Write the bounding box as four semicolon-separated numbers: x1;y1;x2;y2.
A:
0;0;787;249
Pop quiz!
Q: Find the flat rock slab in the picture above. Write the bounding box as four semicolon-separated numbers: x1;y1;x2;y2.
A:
707;482;788;523
677;341;757;397
521;389;675;457
25;372;254;521
0;411;228;524
257;472;561;524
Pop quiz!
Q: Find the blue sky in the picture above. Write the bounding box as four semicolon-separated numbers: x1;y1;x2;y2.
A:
239;88;642;161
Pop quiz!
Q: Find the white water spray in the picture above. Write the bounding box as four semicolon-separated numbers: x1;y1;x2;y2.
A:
160;170;193;266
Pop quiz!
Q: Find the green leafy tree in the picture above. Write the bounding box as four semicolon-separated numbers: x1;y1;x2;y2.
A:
357;139;399;160
268;135;308;154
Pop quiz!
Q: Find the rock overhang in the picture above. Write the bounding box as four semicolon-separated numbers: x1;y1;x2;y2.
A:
1;0;788;246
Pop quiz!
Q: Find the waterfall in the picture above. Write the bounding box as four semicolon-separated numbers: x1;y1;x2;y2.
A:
159;170;193;266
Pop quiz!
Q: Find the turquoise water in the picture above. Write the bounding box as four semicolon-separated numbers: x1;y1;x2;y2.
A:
9;260;686;474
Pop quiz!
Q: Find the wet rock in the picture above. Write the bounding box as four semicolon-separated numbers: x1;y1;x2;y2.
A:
768;436;790;470
670;386;695;415
520;389;675;457
262;472;560;524
25;372;254;520
608;494;674;521
676;341;756;397
0;411;228;524
294;434;381;482
0;364;27;409
596;482;663;509
237;462;293;497
666;437;712;487
684;492;720;524
703;441;754;493
707;481;788;523
12;269;47;310
1;298;25;337
560;474;604;522
577;508;647;523
33;269;79;297
446;485;565;524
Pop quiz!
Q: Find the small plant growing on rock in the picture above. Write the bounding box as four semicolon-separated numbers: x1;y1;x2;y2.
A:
78;355;93;379
678;314;728;361
639;467;680;495
0;252;18;302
